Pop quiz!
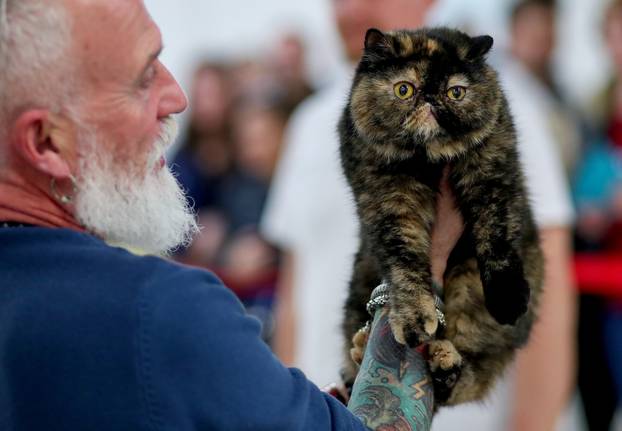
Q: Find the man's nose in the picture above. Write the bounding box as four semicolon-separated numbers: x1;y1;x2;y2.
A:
157;62;188;118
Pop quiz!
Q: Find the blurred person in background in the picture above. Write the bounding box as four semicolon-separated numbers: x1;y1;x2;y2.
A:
267;33;314;114
173;61;293;342
436;1;579;429
174;62;234;211
215;98;290;342
230;97;288;184
506;0;581;176
171;62;234;266
262;0;437;383
573;0;622;427
263;0;578;430
510;0;556;87
427;1;579;427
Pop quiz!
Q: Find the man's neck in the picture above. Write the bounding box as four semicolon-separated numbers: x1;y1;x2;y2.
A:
0;170;84;231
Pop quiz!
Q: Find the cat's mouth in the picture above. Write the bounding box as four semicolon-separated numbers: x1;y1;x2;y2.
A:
405;104;439;136
405;104;439;129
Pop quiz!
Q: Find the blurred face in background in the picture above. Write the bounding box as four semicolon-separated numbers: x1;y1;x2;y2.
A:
232;107;285;181
191;66;230;134
511;3;556;73
272;35;306;81
605;5;622;75
332;0;436;62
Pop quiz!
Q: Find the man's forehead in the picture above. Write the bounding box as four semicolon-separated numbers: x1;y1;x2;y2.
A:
68;0;144;16
68;0;158;48
67;0;161;78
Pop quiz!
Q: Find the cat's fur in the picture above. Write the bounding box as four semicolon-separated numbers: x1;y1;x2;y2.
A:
339;27;544;407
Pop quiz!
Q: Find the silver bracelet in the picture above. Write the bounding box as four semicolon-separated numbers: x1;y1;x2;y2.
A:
366;280;447;331
366;282;390;316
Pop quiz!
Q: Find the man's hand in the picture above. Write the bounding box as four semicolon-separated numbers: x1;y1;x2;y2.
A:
348;307;434;430
430;166;464;286
347;167;465;430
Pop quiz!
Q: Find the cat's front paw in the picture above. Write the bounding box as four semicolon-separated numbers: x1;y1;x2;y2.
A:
483;267;530;325
389;295;438;347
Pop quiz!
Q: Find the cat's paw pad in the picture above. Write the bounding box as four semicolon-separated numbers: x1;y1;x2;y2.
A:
389;306;438;348
428;340;462;372
484;268;530;325
349;325;370;365
431;366;462;404
429;340;462;404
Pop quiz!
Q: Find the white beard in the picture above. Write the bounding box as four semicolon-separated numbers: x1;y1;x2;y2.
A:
74;117;199;255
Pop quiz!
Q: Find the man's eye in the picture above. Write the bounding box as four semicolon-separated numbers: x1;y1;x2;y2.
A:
140;65;158;88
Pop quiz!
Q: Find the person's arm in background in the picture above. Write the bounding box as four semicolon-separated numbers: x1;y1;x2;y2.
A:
273;250;297;365
261;100;316;367
499;62;578;431
510;226;577;431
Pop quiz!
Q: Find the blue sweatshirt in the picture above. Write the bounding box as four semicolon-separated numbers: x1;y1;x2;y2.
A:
0;227;367;430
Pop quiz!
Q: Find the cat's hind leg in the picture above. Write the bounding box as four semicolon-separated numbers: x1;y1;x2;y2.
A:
428;339;463;404
437;257;527;406
350;323;370;365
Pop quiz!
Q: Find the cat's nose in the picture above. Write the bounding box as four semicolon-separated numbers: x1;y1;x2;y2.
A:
426;103;439;121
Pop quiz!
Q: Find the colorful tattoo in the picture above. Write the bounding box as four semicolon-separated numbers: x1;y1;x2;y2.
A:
348;308;434;430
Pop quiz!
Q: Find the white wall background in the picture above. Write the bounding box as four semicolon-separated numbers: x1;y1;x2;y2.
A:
431;0;614;113
145;0;613;117
145;0;344;99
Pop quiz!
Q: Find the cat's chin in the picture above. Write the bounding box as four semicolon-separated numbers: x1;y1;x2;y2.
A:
367;135;478;163
370;141;418;162
405;106;439;136
422;139;471;162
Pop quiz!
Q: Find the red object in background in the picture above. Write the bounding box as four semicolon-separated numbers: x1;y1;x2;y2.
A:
322;383;350;405
607;115;622;149
216;268;278;301
574;253;622;297
606;220;622;251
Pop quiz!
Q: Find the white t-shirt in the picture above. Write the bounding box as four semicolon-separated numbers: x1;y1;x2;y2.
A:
262;66;360;386
499;55;575;228
261;57;576;427
431;55;578;431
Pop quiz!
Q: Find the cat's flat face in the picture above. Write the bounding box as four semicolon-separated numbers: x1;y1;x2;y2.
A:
350;28;503;161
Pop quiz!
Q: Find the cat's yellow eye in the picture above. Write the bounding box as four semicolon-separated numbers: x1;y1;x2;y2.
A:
447;86;467;101
394;82;415;100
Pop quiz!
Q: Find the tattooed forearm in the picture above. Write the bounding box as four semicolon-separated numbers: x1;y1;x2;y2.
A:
348;307;434;430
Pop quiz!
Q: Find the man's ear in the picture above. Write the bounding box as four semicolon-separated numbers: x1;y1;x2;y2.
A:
10;110;77;179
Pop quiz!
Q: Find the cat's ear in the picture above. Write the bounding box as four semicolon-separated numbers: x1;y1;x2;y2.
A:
466;35;494;60
364;28;394;58
365;28;390;50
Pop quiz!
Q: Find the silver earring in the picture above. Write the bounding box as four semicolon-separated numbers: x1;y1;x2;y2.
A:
50;175;78;205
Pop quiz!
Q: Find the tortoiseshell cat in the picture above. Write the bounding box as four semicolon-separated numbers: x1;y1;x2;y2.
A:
339;27;544;407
